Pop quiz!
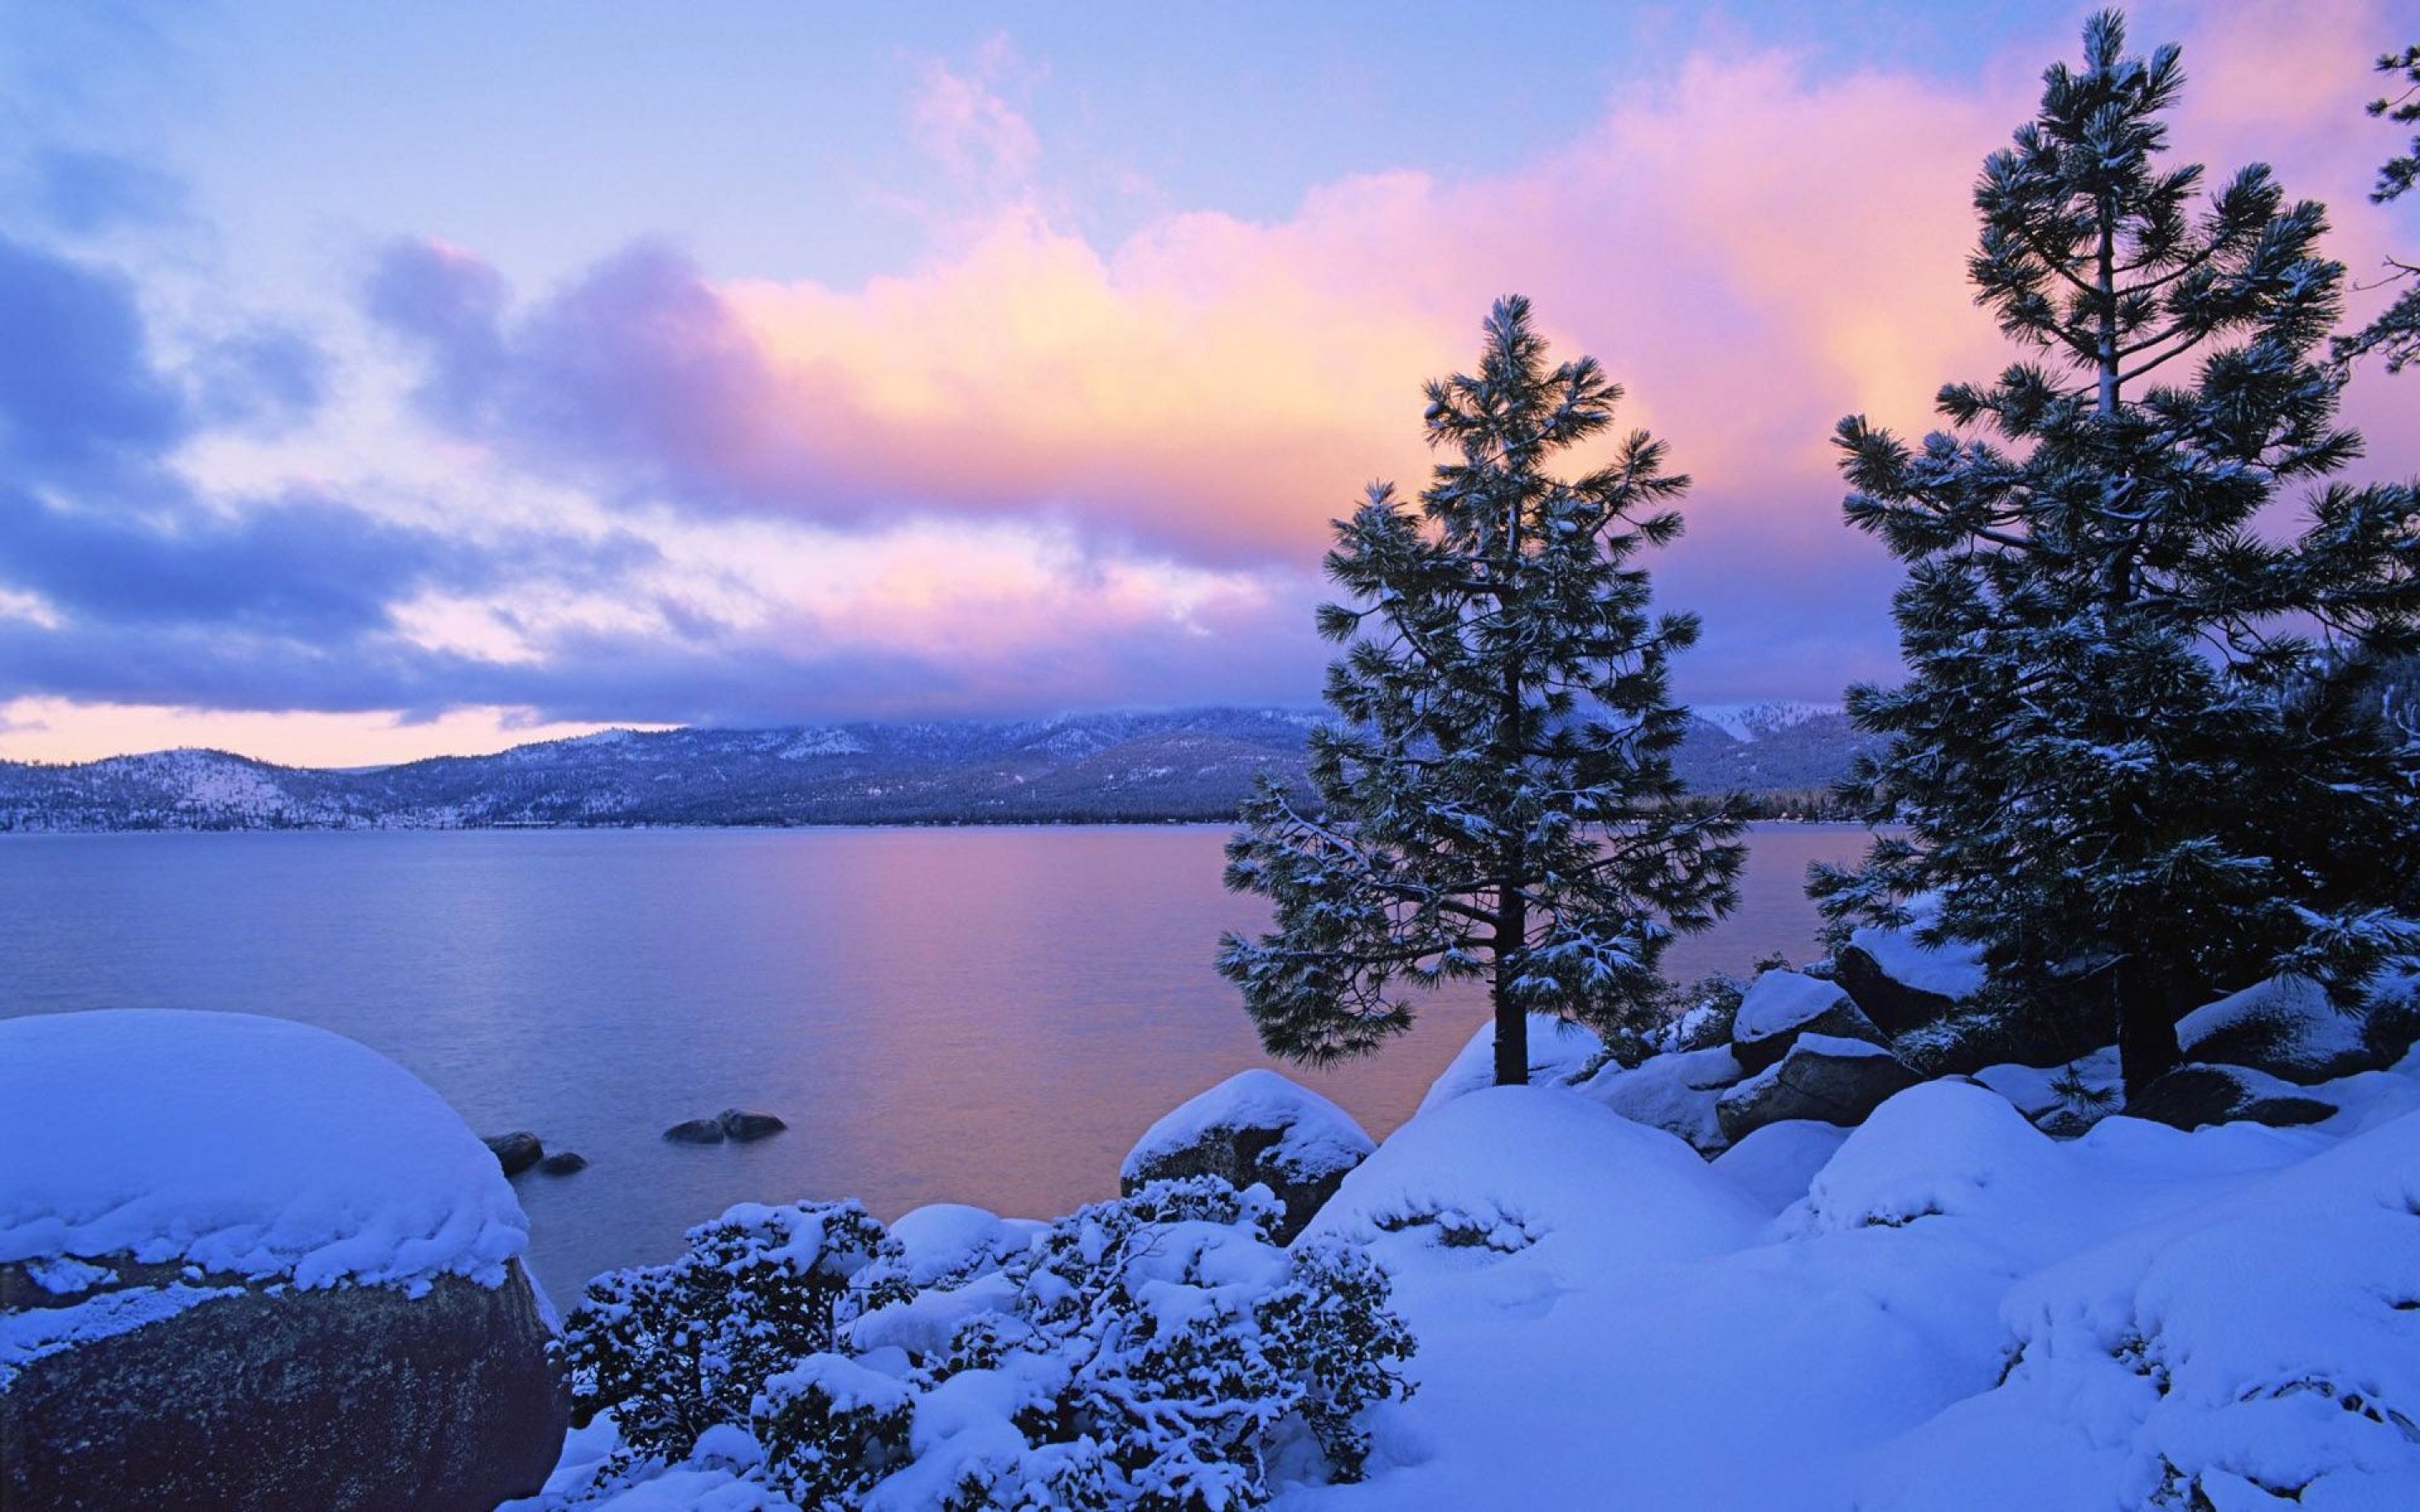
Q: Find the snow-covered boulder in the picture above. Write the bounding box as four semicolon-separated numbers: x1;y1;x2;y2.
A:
1716;1033;1923;1143
0;1011;562;1511
1305;1085;1764;1273
2177;974;2375;1086
1729;970;1885;1075
1418;1013;1606;1112
1574;1045;1744;1155
1120;1069;1375;1242
1833;909;1987;1037
2123;1063;2338;1132
1974;1047;2123;1136
1859;1105;2420;1509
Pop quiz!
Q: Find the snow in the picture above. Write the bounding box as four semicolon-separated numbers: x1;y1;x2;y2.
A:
1974;1047;2124;1124
1733;969;1854;1043
1121;1068;1374;1184
1302;1086;1766;1271
1266;1060;2420;1510
1691;700;1839;743
883;1204;1041;1288
0;1010;529;1294
1417;1014;1604;1113
2177;974;2367;1073
1712;1121;1849;1212
1794;1032;1893;1059
1845;893;1987;1000
1573;1044;1740;1151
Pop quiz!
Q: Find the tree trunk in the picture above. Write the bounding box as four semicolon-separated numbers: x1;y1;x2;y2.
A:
1491;890;1528;1087
2114;953;2181;1100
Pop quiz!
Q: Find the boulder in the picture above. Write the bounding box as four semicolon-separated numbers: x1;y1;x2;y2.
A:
1833;912;1986;1037
1121;1069;1376;1243
1833;945;1960;1037
2175;975;2375;1086
0;1011;563;1512
718;1108;787;1142
663;1118;726;1145
2121;1063;2337;1132
1716;1034;1923;1144
483;1131;544;1177
1576;1045;1745;1155
2;1257;561;1512
1731;971;1886;1076
536;1151;588;1176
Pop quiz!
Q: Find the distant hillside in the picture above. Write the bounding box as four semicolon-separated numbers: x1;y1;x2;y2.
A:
0;705;1875;831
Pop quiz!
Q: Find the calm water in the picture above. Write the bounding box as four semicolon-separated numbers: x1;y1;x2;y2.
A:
0;823;1873;1302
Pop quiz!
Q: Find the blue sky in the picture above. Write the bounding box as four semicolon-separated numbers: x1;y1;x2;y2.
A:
1;1;2412;764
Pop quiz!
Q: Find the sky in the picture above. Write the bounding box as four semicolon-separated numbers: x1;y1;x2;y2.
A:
0;1;2413;767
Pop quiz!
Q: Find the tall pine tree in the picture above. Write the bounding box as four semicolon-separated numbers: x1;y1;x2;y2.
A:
1219;297;1744;1088
1812;11;2420;1098
2333;42;2420;375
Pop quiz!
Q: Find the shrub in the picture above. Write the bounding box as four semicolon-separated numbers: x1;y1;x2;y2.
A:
558;1199;908;1467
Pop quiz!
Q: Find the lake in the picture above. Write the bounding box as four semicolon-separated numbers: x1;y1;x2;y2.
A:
0;823;1876;1302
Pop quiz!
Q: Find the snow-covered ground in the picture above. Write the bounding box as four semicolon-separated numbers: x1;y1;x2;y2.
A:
523;1018;2420;1510
1288;1056;2420;1510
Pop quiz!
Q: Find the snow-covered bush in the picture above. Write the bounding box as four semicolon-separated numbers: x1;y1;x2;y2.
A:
881;1178;1417;1509
548;1180;1415;1510
559;1200;908;1468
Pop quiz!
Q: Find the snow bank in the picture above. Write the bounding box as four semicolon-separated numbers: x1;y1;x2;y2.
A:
1416;1014;1603;1112
1304;1086;1764;1274
1712;1121;1849;1213
0;1010;528;1292
1121;1068;1373;1186
1863;1110;2420;1509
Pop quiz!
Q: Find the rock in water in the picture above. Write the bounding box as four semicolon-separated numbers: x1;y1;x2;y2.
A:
1730;971;1886;1075
718;1108;787;1142
1716;1034;1923;1143
0;1011;564;1511
537;1151;588;1175
663;1118;727;1144
483;1131;544;1177
1120;1069;1375;1243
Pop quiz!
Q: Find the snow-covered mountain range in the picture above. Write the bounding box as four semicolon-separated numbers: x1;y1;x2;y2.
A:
0;706;1873;831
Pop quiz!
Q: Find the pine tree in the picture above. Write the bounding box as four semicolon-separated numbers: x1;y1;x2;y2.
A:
1218;297;1744;1088
2333;43;2420;375
1812;11;2420;1099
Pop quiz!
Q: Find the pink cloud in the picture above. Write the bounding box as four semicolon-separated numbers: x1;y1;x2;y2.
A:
366;2;2414;705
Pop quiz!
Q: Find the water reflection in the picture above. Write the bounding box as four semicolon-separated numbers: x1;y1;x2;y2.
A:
0;823;1874;1301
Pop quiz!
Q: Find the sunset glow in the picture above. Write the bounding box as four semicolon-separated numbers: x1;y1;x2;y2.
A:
3;0;2412;765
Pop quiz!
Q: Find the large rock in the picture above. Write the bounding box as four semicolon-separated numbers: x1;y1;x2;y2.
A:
1121;1069;1376;1243
2;1257;560;1511
1716;1034;1923;1144
2175;975;2375;1086
717;1108;787;1142
1833;912;1986;1037
2121;1063;2337;1132
0;1011;565;1511
484;1131;544;1177
1576;1045;1745;1155
1731;971;1886;1076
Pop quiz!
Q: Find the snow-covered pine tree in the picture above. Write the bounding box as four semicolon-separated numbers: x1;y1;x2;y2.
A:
1812;10;2420;1098
2333;42;2419;375
1218;296;1744;1088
